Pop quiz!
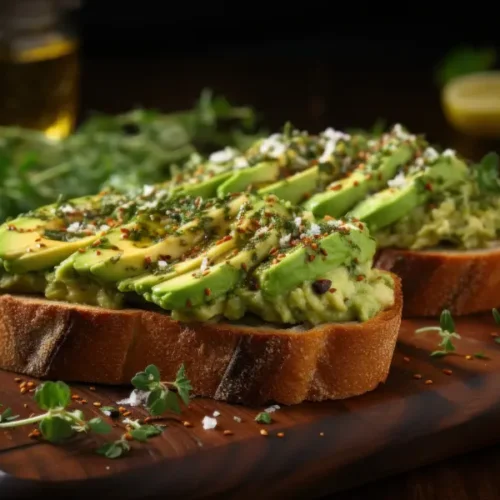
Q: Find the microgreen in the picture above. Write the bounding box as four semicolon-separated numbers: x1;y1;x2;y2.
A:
415;309;461;358
255;412;273;424
131;364;192;416
0;405;19;423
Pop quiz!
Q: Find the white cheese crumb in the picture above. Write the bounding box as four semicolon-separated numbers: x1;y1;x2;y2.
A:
116;389;149;407
423;147;439;162
442;148;456;158
200;257;209;273
294;216;302;228
255;226;269;237
279;233;291;248
66;222;81;233
209;147;238;164
387;171;407;189
265;404;280;413
213;410;221;417
319;128;351;163
59;204;76;214
142;184;155;197
202;416;218;430
99;224;110;232
233;416;242;423
307;223;321;236
259;134;286;158
392;123;415;142
233;157;249;169
157;260;168;269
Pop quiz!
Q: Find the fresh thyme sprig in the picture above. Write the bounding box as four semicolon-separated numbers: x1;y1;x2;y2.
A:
415;309;461;358
0;381;111;442
0;363;192;459
131;364;192;416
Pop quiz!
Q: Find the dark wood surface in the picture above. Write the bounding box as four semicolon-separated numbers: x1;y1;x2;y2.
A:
2;314;500;499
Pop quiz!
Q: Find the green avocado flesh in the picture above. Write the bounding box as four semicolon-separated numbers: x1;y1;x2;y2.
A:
2;121;497;325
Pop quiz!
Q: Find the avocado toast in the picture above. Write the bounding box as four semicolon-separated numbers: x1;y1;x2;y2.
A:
0;189;402;405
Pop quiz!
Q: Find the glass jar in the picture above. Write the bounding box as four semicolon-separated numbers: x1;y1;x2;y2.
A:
0;0;80;139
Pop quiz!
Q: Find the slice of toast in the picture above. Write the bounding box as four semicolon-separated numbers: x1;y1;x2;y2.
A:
375;246;500;317
0;274;402;406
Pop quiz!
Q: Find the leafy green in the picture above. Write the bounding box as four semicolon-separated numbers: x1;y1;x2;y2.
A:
475;153;500;194
493;308;500;325
474;352;489;360
415;309;461;358
0;89;265;222
34;381;71;410
255;412;273;424
0;405;18;423
435;46;497;87
131;363;191;416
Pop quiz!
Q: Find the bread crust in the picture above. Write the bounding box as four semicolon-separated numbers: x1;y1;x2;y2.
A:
0;275;402;405
375;247;500;317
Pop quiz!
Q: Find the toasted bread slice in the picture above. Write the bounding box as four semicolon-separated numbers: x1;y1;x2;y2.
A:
375;246;500;317
0;274;402;406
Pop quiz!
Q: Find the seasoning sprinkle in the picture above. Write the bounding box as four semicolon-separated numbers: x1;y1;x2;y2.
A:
183;421;193;428
93;402;102;408
223;430;234;436
424;379;433;385
277;432;285;438
413;373;422;380
442;369;453;376
260;429;269;436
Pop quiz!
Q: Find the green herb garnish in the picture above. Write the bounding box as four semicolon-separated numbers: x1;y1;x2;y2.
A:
131;364;192;416
493;308;500;325
0;404;19;423
474;352;489;360
416;309;461;358
255;412;273;424
475;153;500;194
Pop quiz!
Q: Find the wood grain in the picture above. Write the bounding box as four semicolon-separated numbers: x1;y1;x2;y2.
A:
1;314;500;499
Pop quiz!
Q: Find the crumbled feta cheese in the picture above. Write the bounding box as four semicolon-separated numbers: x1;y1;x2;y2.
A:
59;204;76;214
294;217;302;228
279;233;291;248
157;260;168;270
66;222;81;233
265;405;280;413
117;389;149;407
213;410;220;417
233;157;249;169
255;226;269;237
233;416;242;423
99;224;110;232
319;128;351;163
387;171;407;189
86;224;97;233
210;147;238;164
202;416;218;430
200;257;209;273
259;134;286;158
307;223;321;236
392;123;415;142
442;148;456;158
423;147;439;162
143;185;155;197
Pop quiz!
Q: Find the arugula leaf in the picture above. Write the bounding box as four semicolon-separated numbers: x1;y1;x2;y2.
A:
34;381;71;410
436;46;497;87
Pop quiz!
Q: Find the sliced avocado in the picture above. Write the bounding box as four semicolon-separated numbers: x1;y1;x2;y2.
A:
56;194;250;284
257;220;376;298
173;171;233;199
216;162;280;197
302;142;417;218
150;227;280;311
349;154;469;231
0;193;126;274
257;166;319;204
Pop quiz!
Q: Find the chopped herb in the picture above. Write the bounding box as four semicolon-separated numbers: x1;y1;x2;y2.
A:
255;412;273;424
474;352;489;360
415;309;461;358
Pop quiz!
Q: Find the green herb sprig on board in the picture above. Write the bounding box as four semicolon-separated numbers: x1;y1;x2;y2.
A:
415;309;461;358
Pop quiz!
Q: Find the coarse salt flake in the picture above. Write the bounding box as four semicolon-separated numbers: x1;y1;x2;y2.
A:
202;416;218;430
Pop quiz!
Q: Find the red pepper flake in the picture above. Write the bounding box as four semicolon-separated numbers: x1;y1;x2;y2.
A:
330;184;342;191
144;256;152;268
356;275;365;281
223;430;234;436
241;263;248;271
78;248;85;253
311;243;318;250
308;254;315;262
329;288;337;293
270;248;278;255
204;288;211;296
28;429;41;439
353;181;359;187
413;373;422;380
202;270;210;276
277;432;285;438
96;250;101;256
118;407;127;414
123;411;132;417
323;215;334;221
424;182;433;191
442;369;453;376
424;379;433;385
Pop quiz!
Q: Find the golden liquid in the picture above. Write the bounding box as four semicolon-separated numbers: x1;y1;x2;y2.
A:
0;39;79;139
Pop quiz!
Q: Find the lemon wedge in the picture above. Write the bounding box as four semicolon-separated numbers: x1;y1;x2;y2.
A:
441;71;500;137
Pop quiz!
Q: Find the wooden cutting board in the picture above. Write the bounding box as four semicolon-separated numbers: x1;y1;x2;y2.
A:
1;313;500;500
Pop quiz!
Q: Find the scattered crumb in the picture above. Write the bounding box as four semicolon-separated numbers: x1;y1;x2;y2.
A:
260;429;269;436
466;355;473;360
14;377;22;383
277;432;285;438
233;416;242;423
183;421;193;428
20;388;27;395
202;416;217;430
265;405;280;414
442;369;453;376
403;356;410;363
425;379;433;385
93;402;102;408
122;411;131;417
80;399;88;404
320;432;324;437
413;374;422;380
71;394;81;400
89;387;96;391
28;429;40;439
213;410;220;417
223;430;233;436
23;404;28;409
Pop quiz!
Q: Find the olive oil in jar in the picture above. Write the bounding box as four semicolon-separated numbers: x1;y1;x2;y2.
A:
0;0;80;139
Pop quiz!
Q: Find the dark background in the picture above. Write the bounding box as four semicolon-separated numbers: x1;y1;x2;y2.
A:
75;2;500;158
